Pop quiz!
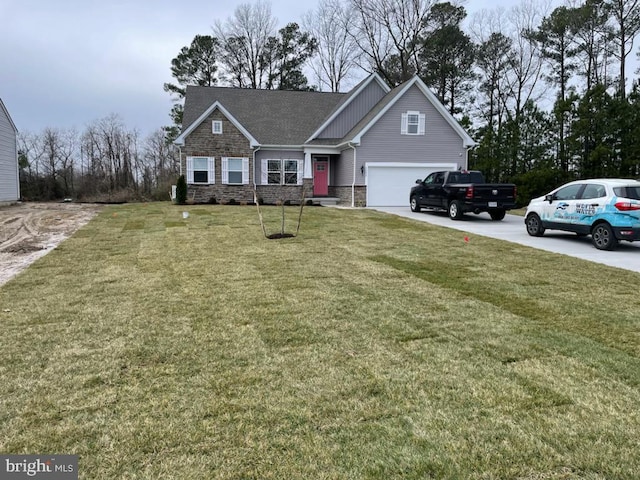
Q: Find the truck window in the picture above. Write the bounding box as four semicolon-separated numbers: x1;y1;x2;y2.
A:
424;173;437;184
448;172;484;183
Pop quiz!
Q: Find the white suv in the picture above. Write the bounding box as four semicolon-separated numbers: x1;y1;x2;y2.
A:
524;179;640;250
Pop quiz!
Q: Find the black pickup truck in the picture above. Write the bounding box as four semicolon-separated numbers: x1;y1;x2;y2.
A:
409;170;517;220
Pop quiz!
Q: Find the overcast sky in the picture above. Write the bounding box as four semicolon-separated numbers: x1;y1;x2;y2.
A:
1;0;532;137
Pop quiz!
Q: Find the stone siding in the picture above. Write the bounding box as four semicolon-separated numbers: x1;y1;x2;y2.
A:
181;109;254;204
329;186;367;207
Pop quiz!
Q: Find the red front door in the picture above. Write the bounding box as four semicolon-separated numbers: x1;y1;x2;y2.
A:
313;160;329;196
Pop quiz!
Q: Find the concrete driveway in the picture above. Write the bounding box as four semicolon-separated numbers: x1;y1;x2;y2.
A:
372;207;640;274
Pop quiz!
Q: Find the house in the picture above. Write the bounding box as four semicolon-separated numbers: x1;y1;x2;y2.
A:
174;74;475;207
0;98;19;205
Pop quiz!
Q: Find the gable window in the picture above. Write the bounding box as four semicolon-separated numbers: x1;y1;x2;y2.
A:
186;156;215;184
222;157;249;184
212;120;223;134
262;159;303;185
401;111;426;135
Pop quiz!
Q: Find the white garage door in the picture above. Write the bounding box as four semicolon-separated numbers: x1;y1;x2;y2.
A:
366;162;457;207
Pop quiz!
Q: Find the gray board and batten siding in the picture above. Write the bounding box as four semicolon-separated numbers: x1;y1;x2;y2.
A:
316;79;388;140
0;98;19;203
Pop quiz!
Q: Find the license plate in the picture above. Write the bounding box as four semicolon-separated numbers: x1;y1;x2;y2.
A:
489;202;498;208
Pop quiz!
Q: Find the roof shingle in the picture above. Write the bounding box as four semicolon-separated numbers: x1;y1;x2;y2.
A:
182;87;346;145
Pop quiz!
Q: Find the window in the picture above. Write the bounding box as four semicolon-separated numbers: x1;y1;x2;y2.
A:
407;113;419;134
401;111;425;135
554;184;583;201
262;159;303;185
284;160;299;185
614;186;640;199
267;159;282;184
222;157;249;184
186;156;215;184
212;121;223;134
581;184;606;199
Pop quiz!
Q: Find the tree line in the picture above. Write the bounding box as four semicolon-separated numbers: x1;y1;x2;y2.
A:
18;116;178;202
167;0;640;205
19;0;640;204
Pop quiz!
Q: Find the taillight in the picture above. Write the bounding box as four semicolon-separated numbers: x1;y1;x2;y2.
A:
614;201;640;211
465;186;474;199
513;186;517;199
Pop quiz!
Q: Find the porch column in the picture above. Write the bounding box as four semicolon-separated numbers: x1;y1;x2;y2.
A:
304;152;312;178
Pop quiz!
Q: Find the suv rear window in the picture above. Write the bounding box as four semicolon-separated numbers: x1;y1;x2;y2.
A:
614;186;640;200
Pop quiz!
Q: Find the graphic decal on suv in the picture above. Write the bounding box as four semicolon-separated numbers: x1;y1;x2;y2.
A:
576;204;597;215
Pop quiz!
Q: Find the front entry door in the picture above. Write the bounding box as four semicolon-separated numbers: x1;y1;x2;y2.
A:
313;159;329;196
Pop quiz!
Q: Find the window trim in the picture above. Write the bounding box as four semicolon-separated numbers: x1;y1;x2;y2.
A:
401;111;426;136
212;120;223;134
186;156;215;184
221;157;249;185
261;159;303;186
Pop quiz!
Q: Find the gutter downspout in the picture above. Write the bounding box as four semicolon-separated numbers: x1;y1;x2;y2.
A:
178;146;183;176
350;143;357;208
253;146;261;189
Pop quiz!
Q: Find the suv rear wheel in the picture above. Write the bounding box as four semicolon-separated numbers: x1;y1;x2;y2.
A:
592;223;618;250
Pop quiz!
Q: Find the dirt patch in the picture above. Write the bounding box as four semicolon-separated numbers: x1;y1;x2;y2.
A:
0;202;102;286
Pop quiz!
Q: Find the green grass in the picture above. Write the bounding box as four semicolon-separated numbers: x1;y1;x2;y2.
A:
1;203;640;479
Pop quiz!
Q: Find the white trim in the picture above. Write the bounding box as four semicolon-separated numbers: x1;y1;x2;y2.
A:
175;101;259;147
221;157;229;184
365;162;458;207
186;157;194;183
261;159;269;185
296;159;304;185
242;157;249;184
303;146;341;155
0;98;17;133
304;73;391;143
186;156;215;184
261;159;303;185
351;76;476;148
221;157;249;185
212;120;223;134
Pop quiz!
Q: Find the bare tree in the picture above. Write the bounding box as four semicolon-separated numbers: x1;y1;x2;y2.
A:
303;0;359;92
142;129;179;195
347;0;436;86
213;0;277;88
608;0;640;97
80;115;139;198
504;0;550;118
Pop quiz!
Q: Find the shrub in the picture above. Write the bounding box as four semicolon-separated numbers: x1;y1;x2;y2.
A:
175;175;187;205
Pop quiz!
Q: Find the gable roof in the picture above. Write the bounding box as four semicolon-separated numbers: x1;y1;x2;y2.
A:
342;76;475;148
176;87;346;146
175;75;475;149
0;98;18;133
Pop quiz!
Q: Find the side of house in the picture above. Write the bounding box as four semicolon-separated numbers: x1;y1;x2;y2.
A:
0;98;20;204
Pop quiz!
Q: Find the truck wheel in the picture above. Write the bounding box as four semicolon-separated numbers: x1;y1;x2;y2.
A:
448;201;463;220
591;223;618;250
525;213;545;236
410;197;421;212
489;209;506;221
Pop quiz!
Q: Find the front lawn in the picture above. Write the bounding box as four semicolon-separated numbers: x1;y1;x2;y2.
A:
1;203;639;479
